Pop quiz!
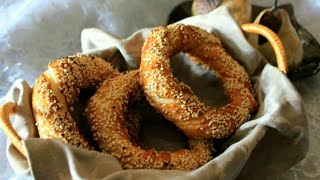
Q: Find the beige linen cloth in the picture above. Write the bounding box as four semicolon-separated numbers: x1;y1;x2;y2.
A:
4;6;308;180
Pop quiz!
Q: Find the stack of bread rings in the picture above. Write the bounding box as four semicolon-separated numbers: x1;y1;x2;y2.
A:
31;24;258;170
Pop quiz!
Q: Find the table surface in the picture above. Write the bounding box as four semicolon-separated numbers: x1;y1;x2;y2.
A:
0;0;319;179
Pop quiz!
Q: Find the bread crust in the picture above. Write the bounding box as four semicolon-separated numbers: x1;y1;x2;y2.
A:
140;24;258;139
85;70;213;170
32;54;119;149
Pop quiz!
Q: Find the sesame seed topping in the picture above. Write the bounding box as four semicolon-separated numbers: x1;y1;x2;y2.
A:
85;70;213;170
140;24;258;139
32;54;119;150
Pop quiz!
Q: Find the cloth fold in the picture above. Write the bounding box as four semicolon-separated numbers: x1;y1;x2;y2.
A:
3;6;308;180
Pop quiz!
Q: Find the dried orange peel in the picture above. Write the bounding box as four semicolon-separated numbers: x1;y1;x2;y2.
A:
0;102;27;157
241;23;288;74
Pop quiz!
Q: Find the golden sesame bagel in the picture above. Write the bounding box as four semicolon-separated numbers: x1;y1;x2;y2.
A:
32;54;119;150
85;70;213;170
139;24;258;139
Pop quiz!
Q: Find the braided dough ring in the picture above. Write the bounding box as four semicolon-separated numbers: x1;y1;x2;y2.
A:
140;24;258;139
85;70;213;170
32;54;119;149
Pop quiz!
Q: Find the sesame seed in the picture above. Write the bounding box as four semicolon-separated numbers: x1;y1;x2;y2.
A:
85;70;213;170
140;24;258;139
32;54;120;150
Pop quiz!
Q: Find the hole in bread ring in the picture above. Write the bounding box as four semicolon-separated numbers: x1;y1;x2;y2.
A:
139;24;258;139
32;54;119;150
85;70;214;170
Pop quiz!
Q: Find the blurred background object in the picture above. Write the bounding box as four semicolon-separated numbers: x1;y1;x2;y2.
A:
169;0;320;79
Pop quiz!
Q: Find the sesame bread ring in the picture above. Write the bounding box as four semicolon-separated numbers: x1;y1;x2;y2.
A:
85;70;213;170
140;24;258;139
32;54;119;150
